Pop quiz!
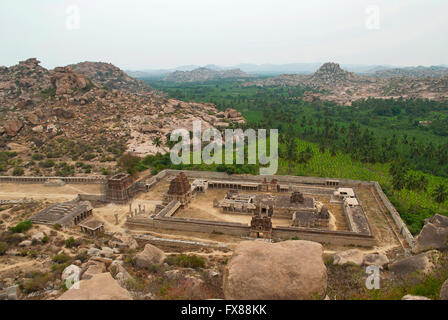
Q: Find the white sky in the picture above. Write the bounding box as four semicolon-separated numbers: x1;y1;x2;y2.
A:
1;0;447;69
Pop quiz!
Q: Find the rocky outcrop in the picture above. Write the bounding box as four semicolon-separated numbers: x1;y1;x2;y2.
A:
57;273;132;300
223;240;327;300
3;119;23;137
413;214;448;254
389;250;441;276
332;249;364;266
363;252;389;268
135;244;166;269
51;66;90;96
70;61;153;93
440;280;448;300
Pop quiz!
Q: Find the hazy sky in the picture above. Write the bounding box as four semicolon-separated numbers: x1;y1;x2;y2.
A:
1;0;447;70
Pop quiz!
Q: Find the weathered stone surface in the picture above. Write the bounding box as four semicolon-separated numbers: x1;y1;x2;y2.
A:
332;249;364;266
87;247;101;257
82;261;107;280
440;280;448;300
31;232;46;242
389;250;440;276
223;240;327;300
57;273;132;300
135;244;166;268
3;119;23;137
111;232;138;250
413;214;448;254
18;240;32;247
110;260;133;287
363;252;389;268
100;247;115;258
401;295;431;300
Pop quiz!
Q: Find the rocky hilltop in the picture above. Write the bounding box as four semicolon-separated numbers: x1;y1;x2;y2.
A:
243;62;448;106
69;62;153;93
164;67;253;82
0;58;245;176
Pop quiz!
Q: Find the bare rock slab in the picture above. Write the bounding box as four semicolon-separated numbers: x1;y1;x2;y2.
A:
332;249;364;266
57;273;132;300
389;250;440;276
440;280;448;300
223;240;327;300
135;243;166;269
413;214;448;254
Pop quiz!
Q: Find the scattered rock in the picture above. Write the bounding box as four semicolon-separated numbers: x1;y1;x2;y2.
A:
3;119;23;137
223;240;327;300
363;252;389;268
81;261;107;280
440;280;448;300
135;244;166;269
57;273;132;300
18;240;32;247
99;247;115;258
87;247;101;257
332;249;364;266
389;250;441;276
31;232;46;242
413;214;448;254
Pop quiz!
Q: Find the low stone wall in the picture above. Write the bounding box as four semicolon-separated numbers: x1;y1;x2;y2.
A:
273;227;376;247
127;216;376;247
0;199;36;205
373;182;415;247
160;169;374;187
77;194;107;202
0;176;106;184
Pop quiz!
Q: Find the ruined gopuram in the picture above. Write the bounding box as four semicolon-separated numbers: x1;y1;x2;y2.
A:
106;173;136;203
163;172;192;207
250;213;273;239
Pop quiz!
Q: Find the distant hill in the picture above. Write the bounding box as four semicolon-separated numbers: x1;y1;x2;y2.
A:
372;65;448;78
163;67;253;82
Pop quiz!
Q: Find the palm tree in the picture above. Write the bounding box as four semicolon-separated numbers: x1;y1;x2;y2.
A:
153;137;162;148
432;184;448;211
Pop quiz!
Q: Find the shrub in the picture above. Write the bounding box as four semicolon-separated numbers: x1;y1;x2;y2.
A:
65;236;78;248
20;271;51;293
53;223;62;230
9;220;33;233
166;254;206;269
12;167;24;176
0;242;7;255
52;253;70;264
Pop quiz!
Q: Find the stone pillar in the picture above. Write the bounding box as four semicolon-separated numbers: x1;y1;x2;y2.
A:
114;213;119;225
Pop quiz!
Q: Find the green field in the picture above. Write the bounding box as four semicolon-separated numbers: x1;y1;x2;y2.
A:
141;78;448;234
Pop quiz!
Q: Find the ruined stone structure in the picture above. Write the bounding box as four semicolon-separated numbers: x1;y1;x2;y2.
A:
31;200;93;227
250;214;273;239
292;205;330;229
163;172;192;207
254;192;317;219
79;220;105;236
105;173;135;203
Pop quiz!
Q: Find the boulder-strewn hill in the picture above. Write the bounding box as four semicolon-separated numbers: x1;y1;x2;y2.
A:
373;66;448;78
243;62;448;106
69;61;153;93
164;67;253;82
0;58;245;177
